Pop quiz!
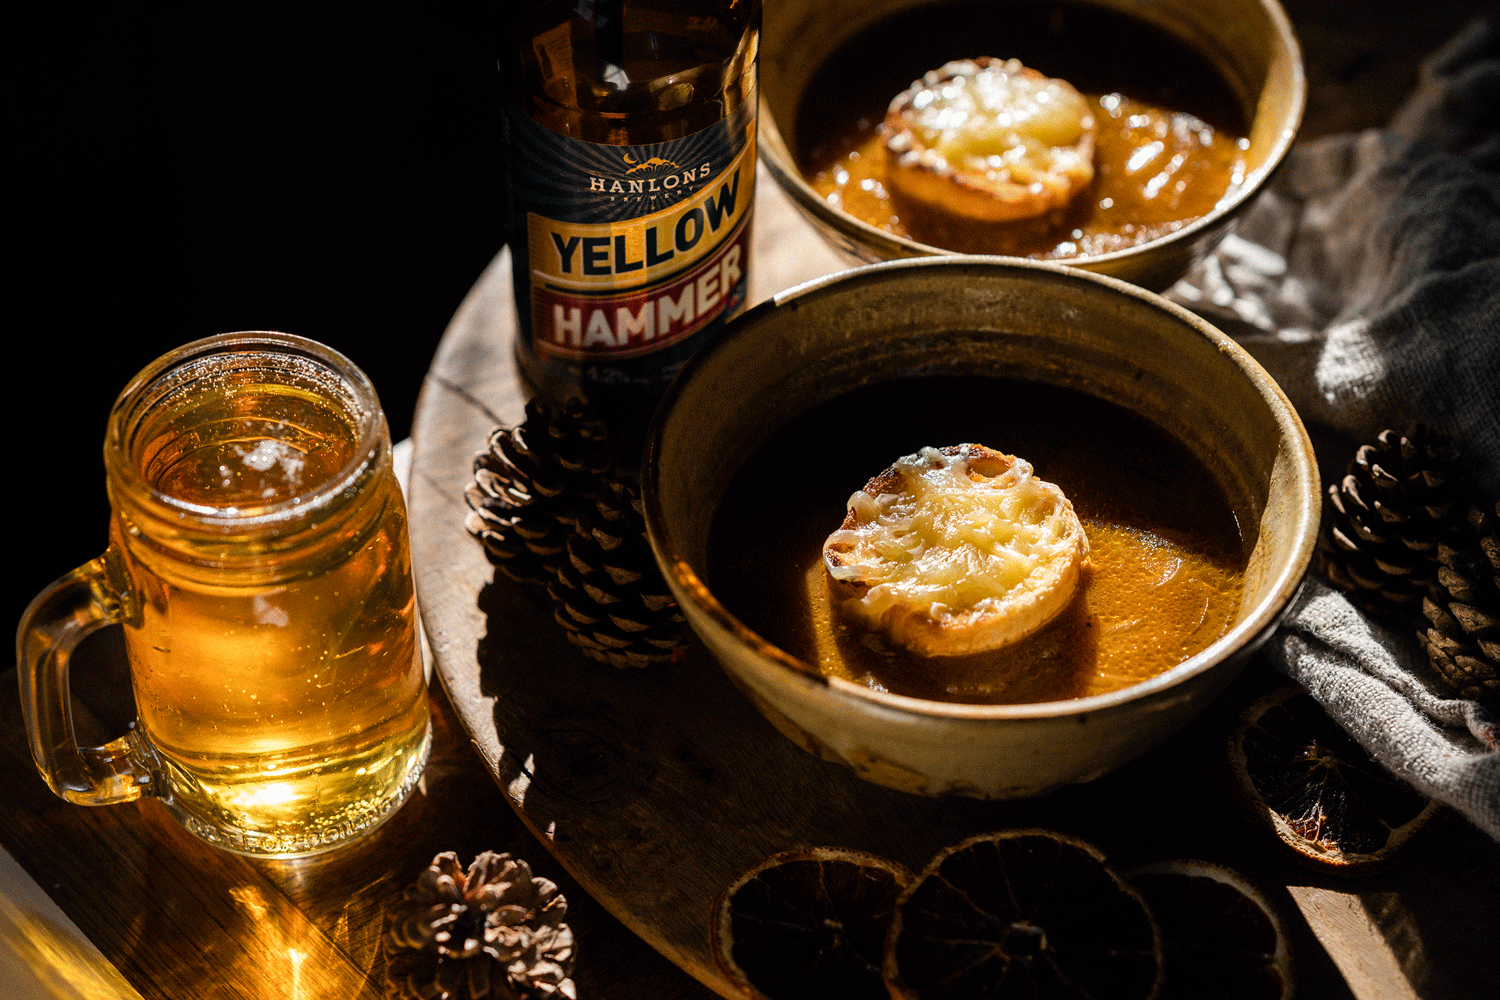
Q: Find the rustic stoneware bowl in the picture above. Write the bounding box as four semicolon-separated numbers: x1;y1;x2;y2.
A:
759;0;1305;291
642;257;1319;798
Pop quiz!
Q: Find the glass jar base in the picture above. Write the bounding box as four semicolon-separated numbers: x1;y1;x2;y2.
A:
158;721;433;859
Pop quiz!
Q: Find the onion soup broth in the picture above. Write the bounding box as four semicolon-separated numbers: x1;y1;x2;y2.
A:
708;376;1246;704
795;0;1250;259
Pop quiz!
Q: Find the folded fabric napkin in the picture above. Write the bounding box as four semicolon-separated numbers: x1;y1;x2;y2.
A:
1167;19;1500;839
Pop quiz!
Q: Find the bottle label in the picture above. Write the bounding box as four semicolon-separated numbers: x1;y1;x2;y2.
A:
507;94;756;365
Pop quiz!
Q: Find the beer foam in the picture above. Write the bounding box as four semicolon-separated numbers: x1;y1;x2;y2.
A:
237;439;305;485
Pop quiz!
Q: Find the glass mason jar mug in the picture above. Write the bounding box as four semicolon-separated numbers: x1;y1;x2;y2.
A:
17;332;431;858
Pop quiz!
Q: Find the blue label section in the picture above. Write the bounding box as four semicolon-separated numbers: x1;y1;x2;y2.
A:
506;97;755;226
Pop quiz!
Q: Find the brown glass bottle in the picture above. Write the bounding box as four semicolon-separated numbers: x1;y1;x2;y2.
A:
500;0;760;459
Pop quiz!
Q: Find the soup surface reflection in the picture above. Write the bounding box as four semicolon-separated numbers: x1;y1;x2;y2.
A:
708;377;1247;704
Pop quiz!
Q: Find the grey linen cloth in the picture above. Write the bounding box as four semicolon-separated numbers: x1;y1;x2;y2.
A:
1166;20;1500;839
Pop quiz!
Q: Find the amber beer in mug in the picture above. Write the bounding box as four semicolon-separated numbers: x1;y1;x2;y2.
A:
17;332;430;857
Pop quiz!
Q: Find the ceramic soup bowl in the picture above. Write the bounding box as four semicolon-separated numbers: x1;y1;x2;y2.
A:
642;256;1319;798
758;0;1305;291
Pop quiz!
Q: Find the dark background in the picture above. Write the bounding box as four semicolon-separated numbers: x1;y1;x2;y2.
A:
15;2;504;613
13;0;1496;618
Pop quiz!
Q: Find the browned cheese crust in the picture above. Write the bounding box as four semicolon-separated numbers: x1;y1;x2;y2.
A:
880;57;1096;224
823;444;1090;657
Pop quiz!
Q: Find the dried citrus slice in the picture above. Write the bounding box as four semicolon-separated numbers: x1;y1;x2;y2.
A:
1124;860;1293;1000
712;846;915;1000
884;830;1163;1000
1228;686;1445;873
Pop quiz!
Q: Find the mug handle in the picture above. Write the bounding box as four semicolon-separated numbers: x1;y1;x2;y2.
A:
15;551;158;805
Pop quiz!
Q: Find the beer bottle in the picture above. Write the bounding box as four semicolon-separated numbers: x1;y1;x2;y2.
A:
499;0;761;453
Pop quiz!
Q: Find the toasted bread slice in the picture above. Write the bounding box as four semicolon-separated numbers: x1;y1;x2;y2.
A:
823;444;1089;657
881;57;1096;224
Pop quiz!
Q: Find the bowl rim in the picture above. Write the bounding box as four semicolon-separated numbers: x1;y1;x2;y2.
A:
642;255;1320;721
756;0;1307;271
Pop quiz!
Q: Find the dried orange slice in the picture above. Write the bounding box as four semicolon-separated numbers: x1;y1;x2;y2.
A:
884;830;1162;1000
1125;860;1293;1000
1228;686;1445;873
712;846;915;1000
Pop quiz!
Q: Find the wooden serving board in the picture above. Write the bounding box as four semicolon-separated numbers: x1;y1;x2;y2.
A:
407;165;1497;1000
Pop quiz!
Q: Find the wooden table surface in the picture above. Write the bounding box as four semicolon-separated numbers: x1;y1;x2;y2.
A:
406;167;1499;1000
0;646;712;1000
5;4;1496;997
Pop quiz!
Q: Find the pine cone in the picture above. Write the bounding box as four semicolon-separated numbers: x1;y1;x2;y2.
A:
1418;501;1500;711
465;399;612;585
466;398;689;667
384;851;576;1000
549;478;689;668
1316;426;1471;618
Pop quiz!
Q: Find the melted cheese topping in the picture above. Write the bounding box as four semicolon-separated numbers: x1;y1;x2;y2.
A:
825;446;1085;624
897;58;1093;186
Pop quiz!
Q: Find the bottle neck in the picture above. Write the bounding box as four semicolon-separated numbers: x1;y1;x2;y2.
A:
501;0;761;143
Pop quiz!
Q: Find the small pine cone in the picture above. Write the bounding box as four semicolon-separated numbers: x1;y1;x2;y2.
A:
1418;500;1500;711
384;850;577;1000
465;399;612;584
547;477;688;668
1316;425;1472;619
